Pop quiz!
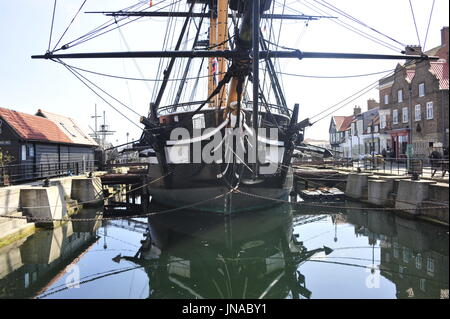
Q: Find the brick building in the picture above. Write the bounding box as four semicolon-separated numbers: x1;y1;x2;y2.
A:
378;27;449;159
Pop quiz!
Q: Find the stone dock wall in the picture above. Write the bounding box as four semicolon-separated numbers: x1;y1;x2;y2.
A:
0;174;103;248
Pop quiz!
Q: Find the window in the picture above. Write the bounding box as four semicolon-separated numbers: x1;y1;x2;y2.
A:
402;107;409;123
393;110;398;124
398;89;403;102
427;258;435;274
403;248;410;263
419;83;425;97
21;145;26;161
384;94;389;104
416;254;422;269
59;122;76;137
426;102;433;119
415;104;421;121
380;114;386;129
28;145;34;157
420;279;426;292
393;243;399;258
374;125;379;133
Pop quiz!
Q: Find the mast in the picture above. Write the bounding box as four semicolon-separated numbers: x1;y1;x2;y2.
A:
252;0;260;179
208;0;229;108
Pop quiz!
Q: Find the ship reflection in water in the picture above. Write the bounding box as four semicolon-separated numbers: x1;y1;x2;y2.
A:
0;201;448;299
127;203;325;299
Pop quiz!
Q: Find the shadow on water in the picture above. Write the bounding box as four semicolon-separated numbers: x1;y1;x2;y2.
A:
0;198;448;299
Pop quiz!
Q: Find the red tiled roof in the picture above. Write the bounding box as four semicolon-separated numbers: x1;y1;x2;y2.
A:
340;116;354;132
333;115;354;132
0;107;72;143
406;69;415;82
332;116;345;130
429;60;449;90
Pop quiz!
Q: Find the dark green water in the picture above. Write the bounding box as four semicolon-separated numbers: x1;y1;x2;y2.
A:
0;200;448;299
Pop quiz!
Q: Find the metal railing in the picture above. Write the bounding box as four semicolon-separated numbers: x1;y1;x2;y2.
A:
0;160;98;186
294;157;449;179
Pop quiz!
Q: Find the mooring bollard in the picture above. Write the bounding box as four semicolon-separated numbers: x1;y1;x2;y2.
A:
43;178;50;187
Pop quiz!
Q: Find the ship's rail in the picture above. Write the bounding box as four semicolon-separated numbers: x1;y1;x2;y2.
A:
157;100;291;118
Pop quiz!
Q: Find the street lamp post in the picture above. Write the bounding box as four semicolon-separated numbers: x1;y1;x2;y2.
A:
372;118;375;169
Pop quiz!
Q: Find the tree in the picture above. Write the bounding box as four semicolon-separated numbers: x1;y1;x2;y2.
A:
0;147;14;166
0;147;14;186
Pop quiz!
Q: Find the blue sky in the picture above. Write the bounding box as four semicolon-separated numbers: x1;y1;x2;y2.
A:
0;0;448;144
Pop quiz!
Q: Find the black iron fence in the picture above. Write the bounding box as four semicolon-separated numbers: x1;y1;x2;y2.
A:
0;160;98;186
294;157;449;179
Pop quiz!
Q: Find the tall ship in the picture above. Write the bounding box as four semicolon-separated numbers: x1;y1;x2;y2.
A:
33;0;436;213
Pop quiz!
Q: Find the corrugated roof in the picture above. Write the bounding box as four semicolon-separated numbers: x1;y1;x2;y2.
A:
0;107;72;143
36;109;98;146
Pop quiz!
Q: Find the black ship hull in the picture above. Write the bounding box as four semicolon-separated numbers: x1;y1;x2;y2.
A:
146;162;293;213
141;107;297;214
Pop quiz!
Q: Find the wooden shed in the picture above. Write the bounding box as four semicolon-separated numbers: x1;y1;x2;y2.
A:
0;107;98;184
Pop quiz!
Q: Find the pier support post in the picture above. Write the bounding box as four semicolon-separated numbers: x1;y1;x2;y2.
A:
395;180;436;215
425;183;449;224
345;173;371;200
368;180;394;207
71;177;102;206
19;186;68;228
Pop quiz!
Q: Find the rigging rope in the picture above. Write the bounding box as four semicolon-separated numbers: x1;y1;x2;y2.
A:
408;0;422;47
57;60;144;118
59;61;144;130
47;0;58;52
309;59;416;123
274;68;394;79
313;0;407;49
298;0;403;53
56;0;182;52
52;0;87;52
423;0;436;51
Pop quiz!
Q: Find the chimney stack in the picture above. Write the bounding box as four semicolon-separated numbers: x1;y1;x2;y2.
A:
367;99;379;110
404;45;423;55
441;26;449;47
353;106;361;116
